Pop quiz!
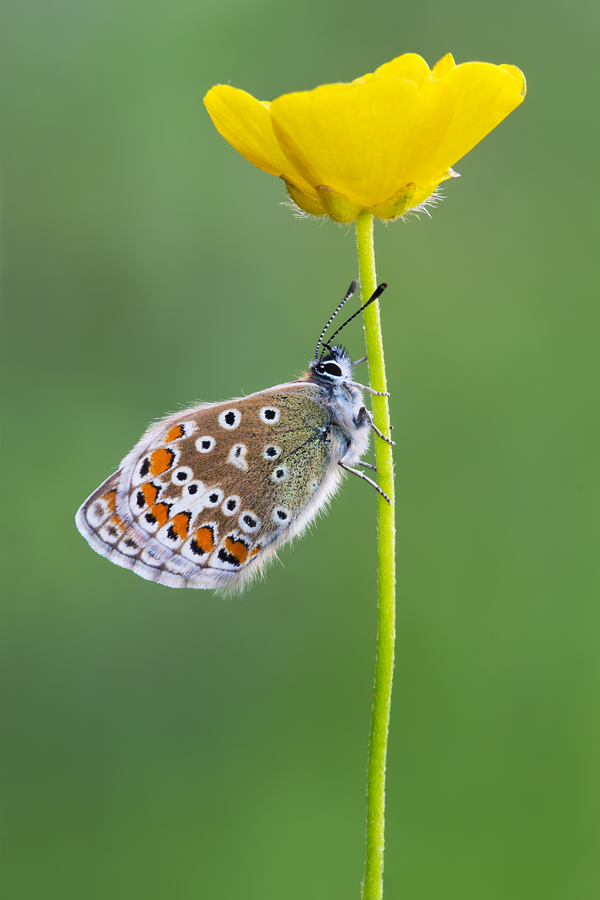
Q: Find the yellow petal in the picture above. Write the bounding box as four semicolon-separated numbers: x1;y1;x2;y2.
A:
203;85;316;197
375;52;431;87
383;78;455;188
431;53;455;78
499;64;527;97
430;62;526;172
271;78;438;208
352;72;376;85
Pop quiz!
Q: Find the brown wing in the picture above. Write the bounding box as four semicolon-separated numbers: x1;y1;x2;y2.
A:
76;382;337;592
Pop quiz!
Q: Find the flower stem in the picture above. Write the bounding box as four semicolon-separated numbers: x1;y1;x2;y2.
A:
355;211;396;900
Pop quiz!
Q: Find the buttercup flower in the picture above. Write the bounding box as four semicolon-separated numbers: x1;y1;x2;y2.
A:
204;53;525;223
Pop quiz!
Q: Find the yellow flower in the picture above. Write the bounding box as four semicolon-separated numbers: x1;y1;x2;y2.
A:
204;53;526;223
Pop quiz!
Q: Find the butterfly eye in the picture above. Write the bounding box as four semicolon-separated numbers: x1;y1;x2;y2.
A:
320;362;343;377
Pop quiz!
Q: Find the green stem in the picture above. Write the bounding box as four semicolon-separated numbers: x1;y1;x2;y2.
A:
355;211;396;900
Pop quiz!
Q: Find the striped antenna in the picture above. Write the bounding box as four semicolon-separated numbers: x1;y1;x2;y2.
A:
319;282;388;361
314;280;358;361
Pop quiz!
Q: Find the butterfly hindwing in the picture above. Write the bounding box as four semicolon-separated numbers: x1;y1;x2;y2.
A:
76;382;344;591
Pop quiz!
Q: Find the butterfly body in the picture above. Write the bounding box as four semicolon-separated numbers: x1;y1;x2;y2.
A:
76;346;374;592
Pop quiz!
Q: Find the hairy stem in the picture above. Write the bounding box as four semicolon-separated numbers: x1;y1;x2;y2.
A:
355;211;396;900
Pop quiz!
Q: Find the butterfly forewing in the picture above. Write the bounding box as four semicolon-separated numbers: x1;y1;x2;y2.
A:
76;383;338;591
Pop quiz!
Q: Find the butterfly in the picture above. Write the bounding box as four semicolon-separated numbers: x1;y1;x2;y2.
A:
76;280;393;592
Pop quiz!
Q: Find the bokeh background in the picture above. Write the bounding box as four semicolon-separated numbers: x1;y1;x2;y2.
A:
2;0;598;897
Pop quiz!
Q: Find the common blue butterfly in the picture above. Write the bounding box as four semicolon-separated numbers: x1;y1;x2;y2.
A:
76;281;393;592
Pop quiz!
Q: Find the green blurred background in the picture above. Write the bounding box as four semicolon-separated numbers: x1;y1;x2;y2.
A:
1;0;598;897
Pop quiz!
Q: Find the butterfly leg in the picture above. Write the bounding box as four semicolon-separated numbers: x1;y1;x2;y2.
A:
358;461;377;471
355;406;395;445
339;462;391;505
348;381;390;396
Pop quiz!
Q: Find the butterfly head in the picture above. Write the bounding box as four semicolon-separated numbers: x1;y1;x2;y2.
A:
309;345;355;387
312;280;388;375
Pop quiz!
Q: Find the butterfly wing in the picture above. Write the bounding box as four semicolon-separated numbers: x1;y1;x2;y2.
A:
76;382;346;592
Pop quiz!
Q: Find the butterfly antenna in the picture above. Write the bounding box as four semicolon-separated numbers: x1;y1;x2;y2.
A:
314;280;358;361
319;283;388;361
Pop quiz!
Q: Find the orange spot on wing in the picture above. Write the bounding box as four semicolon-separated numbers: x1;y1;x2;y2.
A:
193;525;215;554
163;424;184;443
110;515;126;532
224;536;249;566
149;502;171;527
169;512;190;540
141;483;159;506
104;490;117;511
150;448;175;475
249;545;262;558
